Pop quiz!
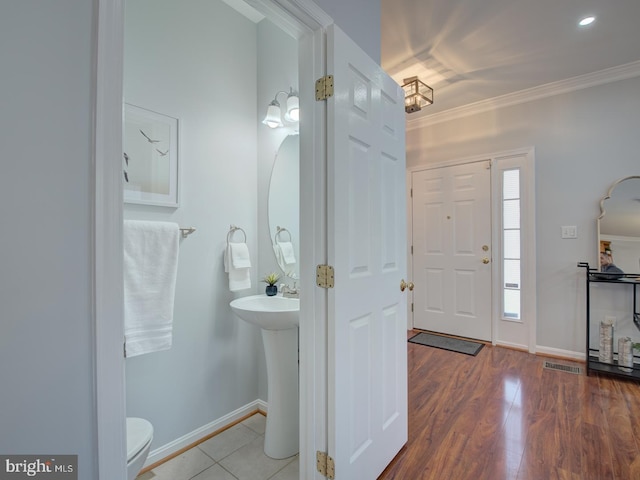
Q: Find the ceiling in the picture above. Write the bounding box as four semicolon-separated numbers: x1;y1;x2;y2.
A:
381;0;640;122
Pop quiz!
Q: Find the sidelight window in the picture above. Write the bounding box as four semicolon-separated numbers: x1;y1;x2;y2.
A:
502;169;521;320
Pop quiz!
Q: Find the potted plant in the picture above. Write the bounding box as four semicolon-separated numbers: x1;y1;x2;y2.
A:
262;272;280;296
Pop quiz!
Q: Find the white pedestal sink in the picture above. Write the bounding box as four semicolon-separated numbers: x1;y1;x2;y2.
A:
230;294;299;459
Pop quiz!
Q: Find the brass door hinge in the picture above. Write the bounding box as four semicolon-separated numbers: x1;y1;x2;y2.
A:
316;264;335;289
316;451;335;479
315;75;334;101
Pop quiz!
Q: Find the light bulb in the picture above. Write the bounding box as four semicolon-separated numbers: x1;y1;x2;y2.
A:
285;94;299;122
579;16;595;26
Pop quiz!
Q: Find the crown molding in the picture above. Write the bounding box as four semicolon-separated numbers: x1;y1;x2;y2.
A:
407;60;640;130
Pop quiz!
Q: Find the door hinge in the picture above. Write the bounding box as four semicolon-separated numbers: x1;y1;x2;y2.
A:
316;264;335;289
315;75;334;101
411;302;414;313
316;451;335;479
411;245;413;255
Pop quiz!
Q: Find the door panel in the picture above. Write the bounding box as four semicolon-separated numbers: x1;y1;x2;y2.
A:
413;161;492;340
327;24;407;480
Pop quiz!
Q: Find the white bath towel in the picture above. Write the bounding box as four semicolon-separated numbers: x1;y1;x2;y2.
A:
224;242;251;291
124;220;180;357
276;241;296;265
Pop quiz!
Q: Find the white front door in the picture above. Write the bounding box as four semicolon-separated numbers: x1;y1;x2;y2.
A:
412;161;492;341
326;24;408;479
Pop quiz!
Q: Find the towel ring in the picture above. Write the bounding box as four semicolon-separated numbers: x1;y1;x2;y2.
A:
275;226;292;244
227;225;247;245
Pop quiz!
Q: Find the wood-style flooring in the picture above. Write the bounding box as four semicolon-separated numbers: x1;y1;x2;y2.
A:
378;331;640;480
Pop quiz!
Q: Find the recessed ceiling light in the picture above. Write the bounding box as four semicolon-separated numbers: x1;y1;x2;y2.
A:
579;16;596;26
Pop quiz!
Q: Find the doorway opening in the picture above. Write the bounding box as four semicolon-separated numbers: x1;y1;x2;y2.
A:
94;1;329;478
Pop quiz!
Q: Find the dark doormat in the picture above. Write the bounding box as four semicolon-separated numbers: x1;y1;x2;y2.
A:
408;332;484;356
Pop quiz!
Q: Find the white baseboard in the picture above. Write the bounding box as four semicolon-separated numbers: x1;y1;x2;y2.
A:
144;398;268;467
535;345;584;361
494;340;528;351
495;340;584;362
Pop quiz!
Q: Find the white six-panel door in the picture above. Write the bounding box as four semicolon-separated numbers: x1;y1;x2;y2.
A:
327;24;408;480
412;161;492;341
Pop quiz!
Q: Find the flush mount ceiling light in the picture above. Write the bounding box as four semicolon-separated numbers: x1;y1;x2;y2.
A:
262;87;299;128
401;76;433;113
579;16;596;26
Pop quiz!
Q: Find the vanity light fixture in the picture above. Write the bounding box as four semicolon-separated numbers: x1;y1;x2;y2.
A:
401;76;433;113
262;87;299;128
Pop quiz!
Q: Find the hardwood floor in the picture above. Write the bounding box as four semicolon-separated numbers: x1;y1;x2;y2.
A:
378;331;640;480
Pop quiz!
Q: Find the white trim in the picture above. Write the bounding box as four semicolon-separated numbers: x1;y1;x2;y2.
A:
522;151;537;353
407;60;640;129
406;169;414;330
144;400;268;467
297;20;329;480
274;0;333;30
407;152;493;173
535;346;584;362
94;1;127;479
243;0;332;39
495;340;528;351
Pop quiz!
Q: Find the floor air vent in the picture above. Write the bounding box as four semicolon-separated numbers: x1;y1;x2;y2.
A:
543;360;583;375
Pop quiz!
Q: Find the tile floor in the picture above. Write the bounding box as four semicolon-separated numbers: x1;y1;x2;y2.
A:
136;414;298;480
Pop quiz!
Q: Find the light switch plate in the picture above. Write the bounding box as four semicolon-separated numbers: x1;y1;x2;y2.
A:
561;226;577;239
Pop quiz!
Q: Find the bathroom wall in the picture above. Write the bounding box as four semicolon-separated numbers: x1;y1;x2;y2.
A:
256;20;300;400
123;0;263;450
406;75;640;355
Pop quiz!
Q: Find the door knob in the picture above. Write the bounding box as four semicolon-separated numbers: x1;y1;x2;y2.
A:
482;257;490;264
400;279;414;292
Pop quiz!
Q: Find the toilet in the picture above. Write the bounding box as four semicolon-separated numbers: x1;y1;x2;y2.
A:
126;417;153;480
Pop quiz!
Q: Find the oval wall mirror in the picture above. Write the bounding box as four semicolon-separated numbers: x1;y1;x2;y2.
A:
268;134;300;278
598;175;640;274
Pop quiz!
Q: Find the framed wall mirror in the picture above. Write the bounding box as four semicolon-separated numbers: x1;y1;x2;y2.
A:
598;175;640;275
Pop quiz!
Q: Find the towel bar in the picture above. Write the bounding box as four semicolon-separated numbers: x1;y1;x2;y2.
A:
179;227;196;238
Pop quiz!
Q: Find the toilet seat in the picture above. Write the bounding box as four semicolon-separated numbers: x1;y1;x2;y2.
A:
126;417;153;461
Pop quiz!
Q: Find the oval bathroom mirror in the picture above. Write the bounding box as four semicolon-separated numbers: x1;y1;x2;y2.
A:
268;134;300;278
597;175;640;274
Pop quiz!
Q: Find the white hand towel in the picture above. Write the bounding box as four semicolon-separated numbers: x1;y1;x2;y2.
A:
273;243;285;267
230;242;251;268
277;241;297;265
124;220;180;357
224;242;251;291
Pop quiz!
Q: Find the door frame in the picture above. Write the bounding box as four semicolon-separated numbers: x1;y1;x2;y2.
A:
93;1;331;478
407;147;536;351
